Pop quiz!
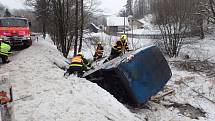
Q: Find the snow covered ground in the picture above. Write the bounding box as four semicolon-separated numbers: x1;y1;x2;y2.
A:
84;32;215;121
133;36;215;121
0;36;141;121
1;31;215;121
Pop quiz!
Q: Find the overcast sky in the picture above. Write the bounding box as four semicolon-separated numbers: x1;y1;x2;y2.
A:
98;0;127;15
0;0;26;9
0;0;126;15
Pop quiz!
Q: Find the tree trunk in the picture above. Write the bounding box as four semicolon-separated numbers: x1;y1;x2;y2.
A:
200;20;205;39
42;21;46;39
74;0;79;56
78;0;84;52
209;0;215;18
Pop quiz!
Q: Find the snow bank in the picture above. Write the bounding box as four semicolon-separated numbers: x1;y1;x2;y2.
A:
66;32;215;121
0;36;141;121
129;35;215;121
4;32;213;121
180;36;215;62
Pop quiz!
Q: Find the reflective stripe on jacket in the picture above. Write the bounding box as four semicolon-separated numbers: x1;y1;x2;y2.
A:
113;40;129;53
69;55;83;67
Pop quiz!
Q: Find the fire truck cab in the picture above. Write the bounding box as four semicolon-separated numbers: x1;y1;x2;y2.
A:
0;17;32;48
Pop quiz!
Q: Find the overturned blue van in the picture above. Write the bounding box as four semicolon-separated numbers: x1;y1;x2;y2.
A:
83;46;172;105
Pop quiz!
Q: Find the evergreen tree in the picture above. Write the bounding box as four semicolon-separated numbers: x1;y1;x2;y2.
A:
4;8;11;17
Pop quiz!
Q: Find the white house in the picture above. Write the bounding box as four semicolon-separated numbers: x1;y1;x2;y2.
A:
106;16;129;34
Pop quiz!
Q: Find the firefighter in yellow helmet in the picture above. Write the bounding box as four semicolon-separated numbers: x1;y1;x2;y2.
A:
0;41;12;64
64;52;91;77
106;34;129;62
93;41;104;61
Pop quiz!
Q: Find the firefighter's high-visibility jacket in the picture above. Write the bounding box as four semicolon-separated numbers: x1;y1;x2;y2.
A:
0;42;12;56
69;55;90;68
95;46;104;57
113;40;129;54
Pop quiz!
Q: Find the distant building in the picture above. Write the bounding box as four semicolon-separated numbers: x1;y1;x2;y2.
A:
128;18;144;29
106;16;129;35
88;23;100;33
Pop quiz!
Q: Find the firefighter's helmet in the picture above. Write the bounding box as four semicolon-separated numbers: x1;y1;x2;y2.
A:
120;34;127;42
77;52;84;57
97;41;102;45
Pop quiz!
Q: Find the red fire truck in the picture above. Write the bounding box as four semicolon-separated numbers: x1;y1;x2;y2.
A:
0;17;32;48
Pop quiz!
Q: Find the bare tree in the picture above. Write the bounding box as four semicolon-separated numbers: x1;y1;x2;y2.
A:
118;8;127;17
133;0;151;18
12;9;42;32
78;0;84;52
126;0;133;15
118;0;133;17
207;0;215;23
199;0;215;24
26;0;51;39
74;0;79;56
25;0;100;57
26;0;76;57
152;0;202;57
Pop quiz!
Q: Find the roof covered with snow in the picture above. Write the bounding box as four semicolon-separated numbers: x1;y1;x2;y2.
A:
90;23;100;30
107;16;129;26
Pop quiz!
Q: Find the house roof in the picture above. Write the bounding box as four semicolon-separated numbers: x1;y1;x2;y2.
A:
90;23;100;30
132;19;144;25
107;16;129;26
